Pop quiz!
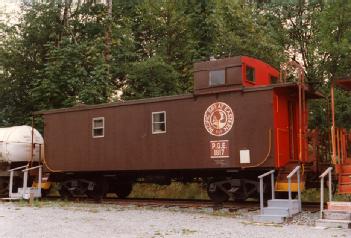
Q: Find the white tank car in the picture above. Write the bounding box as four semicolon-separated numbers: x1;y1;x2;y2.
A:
0;126;44;195
0;125;43;163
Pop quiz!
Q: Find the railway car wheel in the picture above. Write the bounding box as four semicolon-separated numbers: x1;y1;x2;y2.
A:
59;186;72;200
86;186;105;201
207;183;229;203
114;183;133;198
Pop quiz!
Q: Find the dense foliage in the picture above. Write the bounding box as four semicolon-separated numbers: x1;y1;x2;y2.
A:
0;0;350;129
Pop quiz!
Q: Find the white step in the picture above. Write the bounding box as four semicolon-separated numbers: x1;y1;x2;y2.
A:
328;201;351;212
1;197;21;201
323;210;351;220
268;199;299;207
10;187;41;199
267;199;300;215
8;192;22;199
262;207;290;216
315;219;351;229
253;214;286;223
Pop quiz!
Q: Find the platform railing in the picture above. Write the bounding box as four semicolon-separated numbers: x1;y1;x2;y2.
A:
258;169;275;214
22;165;42;199
8;165;29;198
319;167;333;219
287;166;301;211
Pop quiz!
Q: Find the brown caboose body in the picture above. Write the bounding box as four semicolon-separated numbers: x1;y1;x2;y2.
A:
37;56;320;201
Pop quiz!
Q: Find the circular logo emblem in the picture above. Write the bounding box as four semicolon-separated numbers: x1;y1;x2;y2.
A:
204;102;234;136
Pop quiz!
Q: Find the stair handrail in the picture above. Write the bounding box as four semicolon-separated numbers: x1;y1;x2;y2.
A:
287;166;301;211
258;169;275;215
8;165;29;198
319;167;333;219
22;165;42;199
8;165;29;172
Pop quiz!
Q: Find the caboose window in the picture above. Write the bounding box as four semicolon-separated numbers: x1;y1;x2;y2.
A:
209;70;225;86
92;117;104;138
270;75;278;84
246;66;255;83
152;111;166;134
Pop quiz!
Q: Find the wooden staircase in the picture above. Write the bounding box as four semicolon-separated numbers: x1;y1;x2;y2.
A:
316;202;351;229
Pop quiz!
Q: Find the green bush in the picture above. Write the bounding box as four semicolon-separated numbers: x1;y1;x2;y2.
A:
129;182;208;200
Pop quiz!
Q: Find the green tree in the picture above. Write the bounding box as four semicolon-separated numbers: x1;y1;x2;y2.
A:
122;57;180;100
215;0;285;68
117;0;195;92
254;1;351;129
0;1;133;125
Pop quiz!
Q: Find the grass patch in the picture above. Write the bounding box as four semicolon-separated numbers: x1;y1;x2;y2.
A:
42;181;351;203
129;182;208;200
181;228;197;235
301;188;351;202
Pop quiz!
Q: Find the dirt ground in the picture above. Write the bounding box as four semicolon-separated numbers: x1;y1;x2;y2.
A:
0;201;350;238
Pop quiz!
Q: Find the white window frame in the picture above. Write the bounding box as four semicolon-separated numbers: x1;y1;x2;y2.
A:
92;117;105;138
152;111;166;134
209;69;226;86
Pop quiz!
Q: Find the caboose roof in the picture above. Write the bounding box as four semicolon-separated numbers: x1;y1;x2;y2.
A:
34;82;322;116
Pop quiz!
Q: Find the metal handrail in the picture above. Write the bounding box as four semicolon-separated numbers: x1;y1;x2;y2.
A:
287;166;301;211
22;165;42;172
8;165;28;172
8;165;29;197
319;167;333;219
287;166;300;178
258;169;275;214
21;165;42;199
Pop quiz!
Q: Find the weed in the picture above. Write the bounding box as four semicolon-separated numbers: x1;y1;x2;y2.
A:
87;208;99;213
31;199;42;208
301;188;351;202
181;228;197;235
130;182;208;200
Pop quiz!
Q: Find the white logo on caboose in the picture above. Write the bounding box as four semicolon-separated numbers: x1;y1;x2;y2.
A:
204;102;234;136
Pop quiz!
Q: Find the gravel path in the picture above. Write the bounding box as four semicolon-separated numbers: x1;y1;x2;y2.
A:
0;202;349;238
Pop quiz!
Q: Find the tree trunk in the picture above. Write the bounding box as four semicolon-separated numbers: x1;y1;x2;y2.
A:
58;0;72;46
104;0;112;63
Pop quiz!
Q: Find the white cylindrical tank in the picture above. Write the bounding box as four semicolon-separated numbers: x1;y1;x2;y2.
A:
0;126;44;163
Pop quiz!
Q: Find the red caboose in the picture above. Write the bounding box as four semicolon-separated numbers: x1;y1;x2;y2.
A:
36;56;321;201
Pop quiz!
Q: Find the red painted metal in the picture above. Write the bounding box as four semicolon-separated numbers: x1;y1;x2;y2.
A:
330;78;351;194
241;56;279;87
331;81;336;164
273;89;290;167
279;61;307;163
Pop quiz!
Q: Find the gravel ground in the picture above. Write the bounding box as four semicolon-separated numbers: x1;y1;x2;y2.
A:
0;201;350;238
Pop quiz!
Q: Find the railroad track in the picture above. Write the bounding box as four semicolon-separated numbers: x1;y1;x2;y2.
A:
1;194;321;213
39;196;320;213
30;196;259;212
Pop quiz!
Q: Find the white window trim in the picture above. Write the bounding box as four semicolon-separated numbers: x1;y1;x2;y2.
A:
92;117;105;138
152;111;166;134
209;69;226;86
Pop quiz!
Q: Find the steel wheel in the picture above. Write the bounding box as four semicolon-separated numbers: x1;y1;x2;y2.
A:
207;183;229;203
114;183;133;198
58;184;72;200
